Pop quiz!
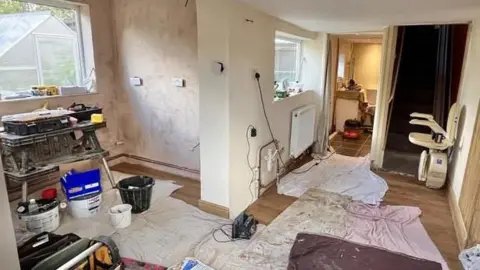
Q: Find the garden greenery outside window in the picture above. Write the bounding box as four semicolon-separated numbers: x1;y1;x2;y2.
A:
274;35;303;101
0;0;95;100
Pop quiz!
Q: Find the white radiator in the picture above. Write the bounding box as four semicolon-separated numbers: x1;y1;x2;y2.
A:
290;105;317;158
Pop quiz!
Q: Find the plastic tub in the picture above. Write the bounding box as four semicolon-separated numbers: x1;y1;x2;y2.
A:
118;176;155;214
108;204;132;229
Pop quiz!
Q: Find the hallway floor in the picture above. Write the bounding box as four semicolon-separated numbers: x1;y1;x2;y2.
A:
383;150;420;176
111;162;461;270
330;132;371;157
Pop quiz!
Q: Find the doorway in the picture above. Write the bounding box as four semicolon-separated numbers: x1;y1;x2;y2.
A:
382;24;469;175
329;33;383;157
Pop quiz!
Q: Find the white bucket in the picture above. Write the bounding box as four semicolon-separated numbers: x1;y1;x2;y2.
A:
69;193;102;218
108;204;132;229
20;205;60;233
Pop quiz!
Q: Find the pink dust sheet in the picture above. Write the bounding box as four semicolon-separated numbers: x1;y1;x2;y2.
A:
345;202;449;270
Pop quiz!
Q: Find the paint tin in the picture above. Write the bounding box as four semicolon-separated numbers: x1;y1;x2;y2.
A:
18;201;60;233
69;192;102;218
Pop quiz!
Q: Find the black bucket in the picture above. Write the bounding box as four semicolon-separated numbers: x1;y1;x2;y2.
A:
118;176;155;214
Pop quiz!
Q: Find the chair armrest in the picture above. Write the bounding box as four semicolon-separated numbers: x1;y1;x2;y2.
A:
409;119;446;135
410;112;434;120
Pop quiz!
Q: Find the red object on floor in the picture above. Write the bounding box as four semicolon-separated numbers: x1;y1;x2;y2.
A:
343;129;361;139
121;258;166;270
41;188;57;200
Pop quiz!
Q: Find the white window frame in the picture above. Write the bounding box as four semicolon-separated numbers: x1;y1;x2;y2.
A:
274;36;303;82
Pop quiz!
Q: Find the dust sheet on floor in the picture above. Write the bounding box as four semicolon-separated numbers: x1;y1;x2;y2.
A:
278;153;388;205
13;170;448;269
13;171;230;267
194;189;447;270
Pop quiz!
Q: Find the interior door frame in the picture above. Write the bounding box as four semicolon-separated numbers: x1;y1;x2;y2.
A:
371;26;398;168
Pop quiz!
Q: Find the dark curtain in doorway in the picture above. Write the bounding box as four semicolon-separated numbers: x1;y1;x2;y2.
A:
432;25;453;129
433;24;469;128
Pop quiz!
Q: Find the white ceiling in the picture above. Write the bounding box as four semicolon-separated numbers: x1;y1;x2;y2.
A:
236;0;480;33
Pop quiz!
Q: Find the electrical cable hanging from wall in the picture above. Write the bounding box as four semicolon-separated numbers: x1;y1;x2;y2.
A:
255;73;287;169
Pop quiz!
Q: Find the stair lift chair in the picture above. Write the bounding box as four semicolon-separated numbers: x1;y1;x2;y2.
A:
408;103;459;189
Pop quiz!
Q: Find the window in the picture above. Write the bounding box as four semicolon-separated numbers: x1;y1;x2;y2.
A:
0;0;94;100
274;36;302;85
337;53;346;79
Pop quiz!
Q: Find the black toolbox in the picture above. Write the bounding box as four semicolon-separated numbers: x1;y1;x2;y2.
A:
68;103;102;122
3;116;70;136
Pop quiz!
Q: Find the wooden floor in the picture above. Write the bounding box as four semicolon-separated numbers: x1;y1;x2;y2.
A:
112;162;460;269
111;163;201;207
378;171;460;269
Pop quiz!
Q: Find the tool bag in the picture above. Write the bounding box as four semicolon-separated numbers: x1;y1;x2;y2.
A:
18;232;81;270
32;236;121;270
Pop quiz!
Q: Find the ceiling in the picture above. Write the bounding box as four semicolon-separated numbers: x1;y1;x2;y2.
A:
236;0;480;32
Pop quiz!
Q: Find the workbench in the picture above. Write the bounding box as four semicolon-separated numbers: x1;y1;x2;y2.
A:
1;121;115;202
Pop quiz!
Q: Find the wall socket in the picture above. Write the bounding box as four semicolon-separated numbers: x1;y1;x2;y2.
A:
129;77;143;86
172;78;186;87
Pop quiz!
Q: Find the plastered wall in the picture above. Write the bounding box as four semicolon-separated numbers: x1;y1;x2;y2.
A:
353;43;382;90
112;0;200;172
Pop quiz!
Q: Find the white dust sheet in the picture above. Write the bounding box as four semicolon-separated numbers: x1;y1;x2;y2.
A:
195;189;448;270
13;171;230;267
278;154;388;205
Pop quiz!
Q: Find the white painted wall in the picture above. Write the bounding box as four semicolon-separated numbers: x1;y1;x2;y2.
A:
449;21;480;202
197;0;231;207
197;0;326;217
302;35;328;91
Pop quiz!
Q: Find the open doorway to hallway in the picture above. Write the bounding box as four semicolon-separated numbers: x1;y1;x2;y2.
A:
329;32;383;157
382;24;469;176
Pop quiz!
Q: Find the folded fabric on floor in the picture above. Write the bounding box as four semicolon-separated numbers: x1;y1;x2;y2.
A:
345;202;448;270
288;233;442;270
198;189;447;270
121;258;166;270
278;154;388;205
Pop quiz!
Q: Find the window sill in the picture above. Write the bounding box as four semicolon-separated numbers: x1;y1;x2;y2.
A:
0;92;99;104
273;89;313;103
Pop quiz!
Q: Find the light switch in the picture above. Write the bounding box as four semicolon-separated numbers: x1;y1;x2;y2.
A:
130;77;143;86
172;78;186;87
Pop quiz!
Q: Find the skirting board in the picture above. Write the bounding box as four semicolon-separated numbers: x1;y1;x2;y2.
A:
106;154;127;167
448;186;467;250
198;200;230;219
106;154;200;180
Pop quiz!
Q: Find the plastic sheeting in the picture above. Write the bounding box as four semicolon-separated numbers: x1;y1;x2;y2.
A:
278;154;388;205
